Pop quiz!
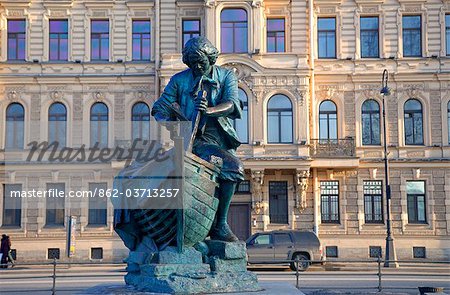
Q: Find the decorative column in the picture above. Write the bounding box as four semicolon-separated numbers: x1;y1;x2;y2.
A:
294;169;310;211
204;0;217;45
251;0;264;53
251;169;266;230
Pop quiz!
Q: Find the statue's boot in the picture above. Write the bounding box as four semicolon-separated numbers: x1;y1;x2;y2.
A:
210;180;239;242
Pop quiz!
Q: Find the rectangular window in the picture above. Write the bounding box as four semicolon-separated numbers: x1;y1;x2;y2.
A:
407;181;426;223
402;15;421;57
132;20;151;61
91;247;104;259
360;16;379;58
413;246;426;258
318;17;336;59
326;246;338;258
7;19;26;60
49;20;68;61
235;180;251;194
2;184;22;227
320;181;339;223
364;181;383;224
45;183;65;226
91;20;109;61
182;19;200;48
446;15;450;56
269;181;288;224
369;246;382;258
48;248;60;260
88;183;108;226
267;18;285;53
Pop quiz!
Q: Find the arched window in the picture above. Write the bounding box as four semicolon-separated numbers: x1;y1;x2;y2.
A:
404;99;423;145
267;94;293;143
90;102;108;148
447;101;450;144
48;102;67;147
132;102;150;141
319;100;338;141
5;103;24;149
220;9;248;53
233;88;248;143
361;99;381;145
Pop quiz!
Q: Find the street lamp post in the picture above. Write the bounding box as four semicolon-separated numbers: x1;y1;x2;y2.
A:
380;69;398;268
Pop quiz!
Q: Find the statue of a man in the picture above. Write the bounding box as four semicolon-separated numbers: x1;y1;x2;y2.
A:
151;37;244;242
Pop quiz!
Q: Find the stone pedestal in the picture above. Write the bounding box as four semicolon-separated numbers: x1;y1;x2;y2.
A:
123;241;260;294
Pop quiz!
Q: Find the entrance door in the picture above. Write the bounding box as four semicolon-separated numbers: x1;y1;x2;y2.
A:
227;203;251;241
269;181;288;224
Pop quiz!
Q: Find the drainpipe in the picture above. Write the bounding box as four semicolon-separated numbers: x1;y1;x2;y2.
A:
309;0;315;142
313;168;319;235
309;0;318;235
154;0;161;100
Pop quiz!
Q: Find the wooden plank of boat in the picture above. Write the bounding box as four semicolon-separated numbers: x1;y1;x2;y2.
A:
133;152;220;252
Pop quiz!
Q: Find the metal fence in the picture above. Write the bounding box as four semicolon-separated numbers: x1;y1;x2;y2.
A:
1;259;449;294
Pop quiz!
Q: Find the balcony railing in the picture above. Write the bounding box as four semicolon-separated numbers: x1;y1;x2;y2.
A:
310;138;356;158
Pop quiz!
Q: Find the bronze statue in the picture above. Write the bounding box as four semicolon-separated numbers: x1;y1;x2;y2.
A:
151;36;244;242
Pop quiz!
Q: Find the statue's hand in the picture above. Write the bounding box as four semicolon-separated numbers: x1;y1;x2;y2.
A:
195;94;208;112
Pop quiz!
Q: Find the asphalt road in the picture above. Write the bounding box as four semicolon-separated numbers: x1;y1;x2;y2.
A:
0;265;449;295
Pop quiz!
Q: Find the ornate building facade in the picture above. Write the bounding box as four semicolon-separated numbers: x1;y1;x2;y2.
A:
0;0;449;262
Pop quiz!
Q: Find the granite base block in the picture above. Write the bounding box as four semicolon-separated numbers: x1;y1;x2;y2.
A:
125;271;260;294
158;246;203;264
141;263;211;277
205;240;246;259
209;257;247;272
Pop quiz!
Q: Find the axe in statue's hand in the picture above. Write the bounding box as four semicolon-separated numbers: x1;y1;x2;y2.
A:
188;90;207;153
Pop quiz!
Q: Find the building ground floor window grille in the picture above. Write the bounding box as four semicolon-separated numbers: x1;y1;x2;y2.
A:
269;181;288;224
320;181;339;223
363;180;383;224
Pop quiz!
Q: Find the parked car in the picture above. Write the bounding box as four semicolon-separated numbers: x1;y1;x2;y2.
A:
246;230;324;271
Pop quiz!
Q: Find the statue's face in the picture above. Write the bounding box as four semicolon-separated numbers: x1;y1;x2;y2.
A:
188;52;212;77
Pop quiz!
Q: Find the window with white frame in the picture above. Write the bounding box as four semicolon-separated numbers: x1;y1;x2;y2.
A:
48;102;67;148
363;180;383;224
182;19;201;49
5;103;25;150
319;100;338;141
320;181;339;223
2;184;22;227
404;99;424;145
267;94;293;143
91;20;109;61
49;20;68;61
361;99;381;145
446;15;450;56
132;102;150;141
90;102;109;148
448;101;450;144
406;181;426;224
45;183;65;226
132;20;151;61
220;8;248;53
360;16;379;58
7;19;26;61
402;15;421;57
267;18;285;53
318;17;336;59
88;182;107;226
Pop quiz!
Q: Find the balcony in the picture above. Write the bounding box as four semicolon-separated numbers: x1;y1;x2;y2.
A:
310;138;356;158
